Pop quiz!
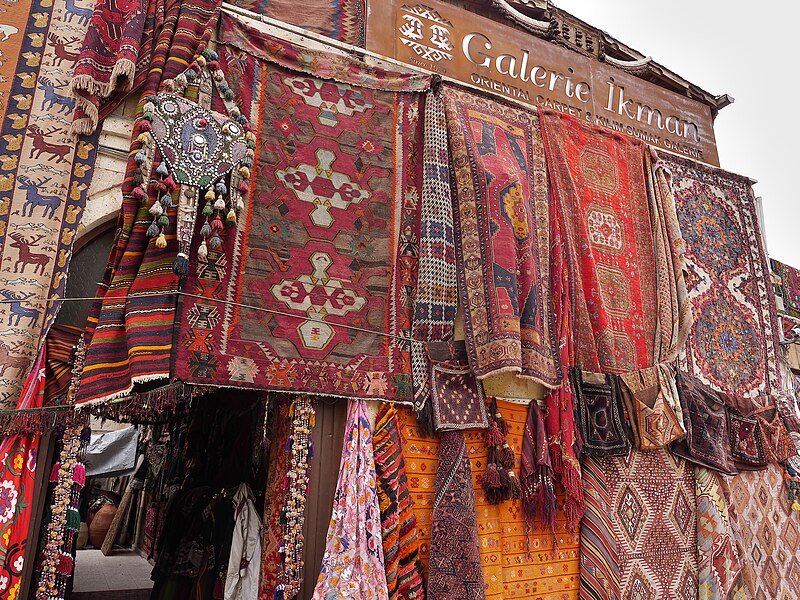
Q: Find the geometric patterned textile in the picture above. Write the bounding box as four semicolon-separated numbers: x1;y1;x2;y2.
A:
771;258;800;319
395;404;581;600
726;464;800;600
312;399;388;600
580;449;699;600
427;430;485;600
620;366;684;449
541;110;657;374
444;87;560;385
664;153;781;399
411;87;457;412
0;0;98;407
231;0;365;46
429;341;487;431
372;404;426;600
174;22;430;401
695;467;745;600
74;0;221;404
571;370;630;457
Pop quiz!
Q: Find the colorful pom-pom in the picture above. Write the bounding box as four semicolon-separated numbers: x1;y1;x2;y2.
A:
200;221;212;238
226;208;237;225
49;462;61;482
239;181;249;195
132;172;144;186
202;202;214;217
239;166;250;179
208;234;222;249
196;55;207;68
205;189;215;202
215;181;227;195
146;220;160;238
160;193;173;209
197;240;208;260
213;197;226;211
134;151;146;164
131;185;146;201
149;200;163;217
137;132;151;145
157;214;169;227
73;463;86;488
163;174;176;192
211;217;224;233
155;232;167;249
156;163;169;177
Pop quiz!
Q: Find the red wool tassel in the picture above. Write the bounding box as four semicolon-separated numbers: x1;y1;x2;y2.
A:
131;185;146;201
498;443;515;469
163;174;176;192
138;120;152;132
73;463;86;488
495;412;509;437
482;462;501;490
49;462;61;482
57;554;74;575
485;422;503;447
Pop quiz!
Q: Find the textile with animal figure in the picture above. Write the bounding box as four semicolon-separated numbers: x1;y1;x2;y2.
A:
174;15;431;401
0;0;98;408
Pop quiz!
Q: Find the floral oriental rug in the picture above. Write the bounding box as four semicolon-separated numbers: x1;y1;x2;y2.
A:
174;16;430;401
540;110;657;374
580;449;699;600
0;0;98;407
664;153;781;399
443;87;560;386
397;402;580;599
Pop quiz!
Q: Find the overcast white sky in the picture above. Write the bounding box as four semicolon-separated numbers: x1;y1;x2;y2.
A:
553;0;800;266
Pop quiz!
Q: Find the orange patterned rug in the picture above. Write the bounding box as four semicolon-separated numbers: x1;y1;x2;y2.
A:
398;400;580;599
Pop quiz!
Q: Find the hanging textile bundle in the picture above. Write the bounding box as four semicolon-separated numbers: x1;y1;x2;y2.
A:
482;398;520;503
133;48;251;276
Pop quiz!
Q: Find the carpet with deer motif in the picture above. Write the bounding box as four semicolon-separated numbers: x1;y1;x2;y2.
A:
0;0;98;408
173;18;430;401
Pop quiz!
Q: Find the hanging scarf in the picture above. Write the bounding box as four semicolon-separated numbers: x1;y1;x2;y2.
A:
312;400;389;600
372;404;426;600
427;430;485;600
520;400;555;530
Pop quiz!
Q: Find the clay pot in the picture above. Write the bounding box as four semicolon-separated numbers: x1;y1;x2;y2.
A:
88;503;116;548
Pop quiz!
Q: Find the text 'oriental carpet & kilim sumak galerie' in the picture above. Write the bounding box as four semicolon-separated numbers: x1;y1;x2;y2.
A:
175;16;430;401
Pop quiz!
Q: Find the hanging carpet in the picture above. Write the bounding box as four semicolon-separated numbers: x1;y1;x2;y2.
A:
579;449;699;600
539;110;657;374
663;153;781;399
0;0;98;407
74;0;221;404
725;464;800;600
695;467;745;600
443;86;560;385
174;15;430;401
771;258;800;319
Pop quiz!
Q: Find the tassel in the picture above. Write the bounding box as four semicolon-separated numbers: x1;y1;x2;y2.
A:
132;172;144;186
196;54;207;68
50;462;60;482
793;501;800;511
205;189;215;202
138;120;151;132
142;101;155;113
226;208;237;226
174;254;189;277
66;507;81;531
509;470;522;500
163;174;176;192
137;132;151;145
146;220;160;238
485;422;503;447
495;411;509;437
73;463;86;488
57;554;74;576
155;163;169;177
202;202;214;217
214;197;226;211
498;443;515;470
239;166;251;179
498;465;512;500
208;234;222;249
215;181;227;195
160;193;173;209
197;240;208;260
155;233;167;249
239;181;249;195
211;217;224;233
131;185;146;201
415;400;436;437
200;221;211;238
157;214;169;227
149;200;163;217
184;68;197;82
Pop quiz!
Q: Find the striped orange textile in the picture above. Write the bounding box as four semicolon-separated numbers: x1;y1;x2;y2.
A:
398;401;580;599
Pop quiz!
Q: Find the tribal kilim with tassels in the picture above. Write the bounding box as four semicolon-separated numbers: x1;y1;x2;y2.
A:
174;16;430;401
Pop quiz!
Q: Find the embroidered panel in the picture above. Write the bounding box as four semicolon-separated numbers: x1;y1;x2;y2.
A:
429;341;487;431
580;450;698;600
175;43;424;401
444;87;560;385
571;370;630;457
664;153;781;398
620;366;684;449
540;110;657;373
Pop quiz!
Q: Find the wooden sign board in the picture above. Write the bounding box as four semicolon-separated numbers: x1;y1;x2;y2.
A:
366;0;720;165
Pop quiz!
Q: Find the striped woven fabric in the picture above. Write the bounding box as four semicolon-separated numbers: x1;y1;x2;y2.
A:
373;404;426;600
43;325;82;405
76;0;221;404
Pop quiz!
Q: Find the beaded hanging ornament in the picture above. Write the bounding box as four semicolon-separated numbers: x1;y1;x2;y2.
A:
133;49;254;276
